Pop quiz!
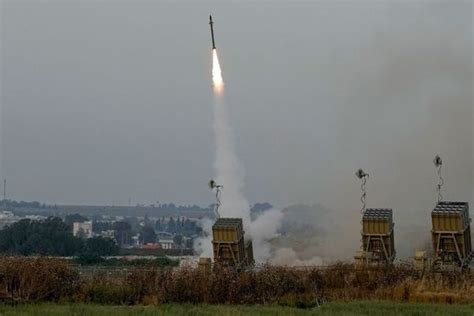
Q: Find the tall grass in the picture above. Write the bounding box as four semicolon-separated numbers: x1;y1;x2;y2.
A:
0;257;79;301
0;257;471;305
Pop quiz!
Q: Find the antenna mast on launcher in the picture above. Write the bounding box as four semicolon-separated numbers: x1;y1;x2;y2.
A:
208;179;223;218
355;169;369;214
433;155;444;202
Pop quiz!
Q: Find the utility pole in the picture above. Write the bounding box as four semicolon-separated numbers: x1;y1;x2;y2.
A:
3;179;6;201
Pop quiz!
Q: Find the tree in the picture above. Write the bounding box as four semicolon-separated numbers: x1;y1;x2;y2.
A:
84;237;118;256
112;221;132;247
155;218;162;231
167;217;176;233
0;217;83;256
144;214;152;227
92;221;112;233
124;217;140;232
177;217;184;233
141;226;157;244
173;234;183;248
185;238;193;249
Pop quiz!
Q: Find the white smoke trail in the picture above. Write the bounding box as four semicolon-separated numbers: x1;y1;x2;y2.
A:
212;89;250;220
213;89;283;262
193;217;214;257
193;49;283;262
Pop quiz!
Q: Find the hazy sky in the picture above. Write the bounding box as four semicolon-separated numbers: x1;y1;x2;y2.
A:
1;1;472;217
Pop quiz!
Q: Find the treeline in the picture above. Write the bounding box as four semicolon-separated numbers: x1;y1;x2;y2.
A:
154;217;201;235
0;199;48;209
150;203;211;212
2;199;273;214
0;217;117;257
83;214;201;248
1;199;213;212
73;256;179;267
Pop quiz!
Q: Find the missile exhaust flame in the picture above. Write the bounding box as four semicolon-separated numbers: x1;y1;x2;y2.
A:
212;49;224;95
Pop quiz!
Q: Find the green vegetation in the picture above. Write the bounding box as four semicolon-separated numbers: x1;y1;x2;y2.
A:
0;217;82;256
72;256;179;267
0;217;118;257
0;302;472;316
118;248;193;256
82;237;119;257
0;199;45;209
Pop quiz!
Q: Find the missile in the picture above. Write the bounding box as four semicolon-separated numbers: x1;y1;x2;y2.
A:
209;15;216;49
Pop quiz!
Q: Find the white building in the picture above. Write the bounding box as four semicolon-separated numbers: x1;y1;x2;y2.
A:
0;211;47;229
159;239;174;249
99;230;115;239
132;233;141;247
73;221;93;238
0;211;17;228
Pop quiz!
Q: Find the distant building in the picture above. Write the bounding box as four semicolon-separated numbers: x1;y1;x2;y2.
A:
73;221;93;238
24;214;46;221
0;211;17;228
143;243;161;250
0;211;46;229
132;234;141;247
0;210;15;219
99;230;115;240
159;239;174;249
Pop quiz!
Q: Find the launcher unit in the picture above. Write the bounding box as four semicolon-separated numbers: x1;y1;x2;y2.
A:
414;251;430;270
357;208;396;264
431;201;473;269
198;257;212;273
245;240;254;265
212;218;254;268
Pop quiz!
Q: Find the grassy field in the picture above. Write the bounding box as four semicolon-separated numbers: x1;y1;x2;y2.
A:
0;302;472;316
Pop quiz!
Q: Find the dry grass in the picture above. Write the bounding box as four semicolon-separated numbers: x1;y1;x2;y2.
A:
0;257;79;301
0;257;471;305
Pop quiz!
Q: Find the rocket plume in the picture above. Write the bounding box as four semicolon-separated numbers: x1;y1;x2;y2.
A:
212;49;224;95
197;13;287;261
193;47;284;262
211;48;249;221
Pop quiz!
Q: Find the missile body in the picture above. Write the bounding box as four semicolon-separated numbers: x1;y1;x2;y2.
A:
209;15;216;49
